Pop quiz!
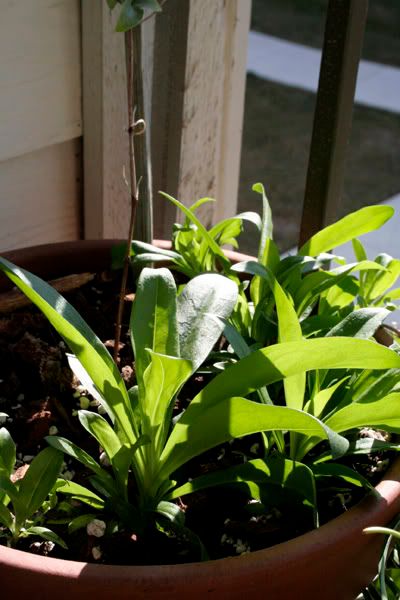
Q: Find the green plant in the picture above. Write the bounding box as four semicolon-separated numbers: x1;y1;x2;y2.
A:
1;248;400;557
0;428;65;549
362;520;400;599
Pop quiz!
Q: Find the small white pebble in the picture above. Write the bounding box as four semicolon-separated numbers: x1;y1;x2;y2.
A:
79;397;90;410
220;534;227;544
90;399;100;407
97;404;107;415
11;404;21;410
0;414;8;425
99;452;111;467
235;539;249;554
48;426;58;436
62;470;75;481
224;518;230;525
22;455;34;463
87;519;107;538
16;393;25;402
217;449;225;461
92;546;102;560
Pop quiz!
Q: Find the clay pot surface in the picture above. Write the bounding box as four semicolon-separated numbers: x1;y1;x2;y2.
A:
1;240;399;599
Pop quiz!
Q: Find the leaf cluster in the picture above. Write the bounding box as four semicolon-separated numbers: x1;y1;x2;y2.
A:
0;187;400;559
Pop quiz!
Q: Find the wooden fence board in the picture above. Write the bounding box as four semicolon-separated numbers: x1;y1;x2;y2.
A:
0;0;82;163
0;140;82;251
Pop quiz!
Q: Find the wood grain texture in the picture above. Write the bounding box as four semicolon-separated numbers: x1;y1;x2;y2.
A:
152;0;251;238
82;1;129;239
0;0;82;163
0;140;82;252
82;3;154;240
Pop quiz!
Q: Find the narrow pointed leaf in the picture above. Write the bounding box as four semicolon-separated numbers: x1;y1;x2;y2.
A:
299;205;394;256
233;260;305;410
45;436;114;487
131;267;179;391
25;526;68;549
0;502;13;529
190;338;400;412
159;397;348;479
17;447;63;524
326;308;390;339
0;257;135;444
324;392;400;434
56;479;105;510
312;463;373;489
142;351;192;451
168;456;316;508
160;192;231;271
0;428;16;476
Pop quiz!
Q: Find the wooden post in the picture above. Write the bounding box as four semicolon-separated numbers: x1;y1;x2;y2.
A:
82;0;251;241
152;0;251;238
82;1;153;240
299;0;368;245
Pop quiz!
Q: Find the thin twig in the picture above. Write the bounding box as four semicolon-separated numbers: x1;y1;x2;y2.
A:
113;28;140;363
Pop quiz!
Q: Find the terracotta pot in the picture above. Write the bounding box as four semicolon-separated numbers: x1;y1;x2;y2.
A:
1;240;399;600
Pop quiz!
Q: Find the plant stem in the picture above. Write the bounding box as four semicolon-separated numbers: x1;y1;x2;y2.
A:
113;28;139;363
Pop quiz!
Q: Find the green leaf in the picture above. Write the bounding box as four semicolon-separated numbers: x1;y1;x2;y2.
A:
190;338;400;412
0;502;13;530
131;241;182;261
78;411;122;462
0;257;136;445
160;192;231;272
24;526;68;549
253;183;273;251
352;238;367;262
131;267;179;391
142;351;192;453
0;474;20;508
232;261;305;410
208;212;261;248
306;378;348;419
312;463;373;489
251;183;280;306
223;322;272;405
159;397;348;479
107;0;119;9
155;500;185;528
77;410;132;494
299;205;394;256
326;308;390;339
168;456;316;508
366;256;400;301
0;428;16;476
346;437;400;456
177;273;238;372
115;0;144;32
67;514;99;535
45;436;114;488
56;479;105;510
296;261;385;317
324;392;400;434
16;447;63;526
